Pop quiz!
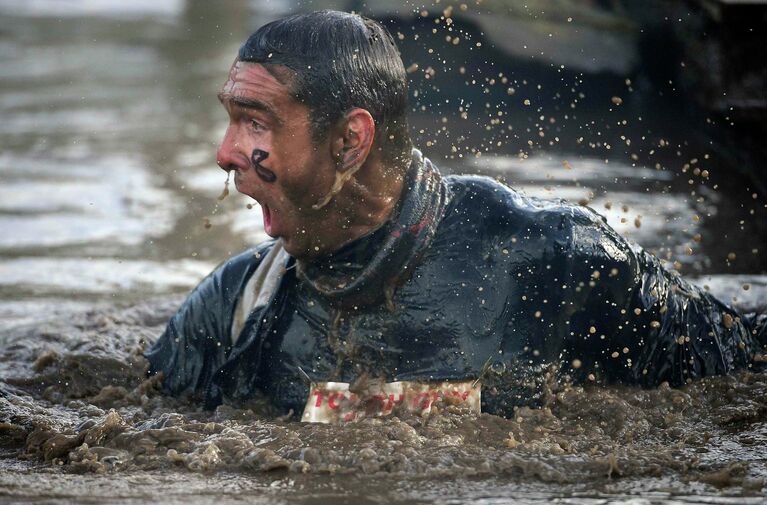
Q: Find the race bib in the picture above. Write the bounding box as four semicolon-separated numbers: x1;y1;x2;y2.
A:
301;380;481;423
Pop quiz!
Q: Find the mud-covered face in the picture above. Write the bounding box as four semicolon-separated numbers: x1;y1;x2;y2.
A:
216;61;337;257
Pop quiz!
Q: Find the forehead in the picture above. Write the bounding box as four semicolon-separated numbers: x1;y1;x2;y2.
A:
219;61;297;113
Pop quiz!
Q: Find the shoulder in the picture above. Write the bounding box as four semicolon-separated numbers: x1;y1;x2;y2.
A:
441;174;601;246
437;174;640;282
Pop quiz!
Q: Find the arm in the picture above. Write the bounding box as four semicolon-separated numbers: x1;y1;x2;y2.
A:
144;245;269;399
560;207;761;386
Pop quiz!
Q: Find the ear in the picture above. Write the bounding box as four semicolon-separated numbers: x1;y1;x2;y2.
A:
312;109;375;211
332;108;375;174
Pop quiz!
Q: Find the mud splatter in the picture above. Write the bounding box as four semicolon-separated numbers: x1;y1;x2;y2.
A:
217;170;231;201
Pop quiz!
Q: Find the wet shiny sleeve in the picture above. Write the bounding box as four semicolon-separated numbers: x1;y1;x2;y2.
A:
144;249;263;398
560;208;759;387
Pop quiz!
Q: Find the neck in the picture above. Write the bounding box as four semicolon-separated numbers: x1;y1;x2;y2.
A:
300;156;406;260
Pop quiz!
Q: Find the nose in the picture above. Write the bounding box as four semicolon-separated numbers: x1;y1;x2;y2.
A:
216;125;248;173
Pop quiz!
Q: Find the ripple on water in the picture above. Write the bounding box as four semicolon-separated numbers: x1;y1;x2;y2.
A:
0;258;213;296
0;156;180;250
471;154;675;183
690;275;767;313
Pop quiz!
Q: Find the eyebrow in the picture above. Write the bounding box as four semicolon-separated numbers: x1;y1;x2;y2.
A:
217;92;282;126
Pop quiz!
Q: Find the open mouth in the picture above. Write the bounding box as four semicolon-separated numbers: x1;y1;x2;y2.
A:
262;202;273;235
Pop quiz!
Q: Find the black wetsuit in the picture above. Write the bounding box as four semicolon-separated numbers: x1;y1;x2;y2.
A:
145;150;765;417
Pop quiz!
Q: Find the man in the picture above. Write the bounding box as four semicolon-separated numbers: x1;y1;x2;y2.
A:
146;10;765;422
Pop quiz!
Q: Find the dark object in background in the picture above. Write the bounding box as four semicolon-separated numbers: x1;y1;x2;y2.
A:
655;0;767;195
674;0;767;122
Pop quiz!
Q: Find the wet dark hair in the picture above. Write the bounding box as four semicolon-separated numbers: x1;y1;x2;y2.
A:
238;10;412;169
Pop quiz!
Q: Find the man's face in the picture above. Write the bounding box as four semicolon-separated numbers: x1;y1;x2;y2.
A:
216;61;337;256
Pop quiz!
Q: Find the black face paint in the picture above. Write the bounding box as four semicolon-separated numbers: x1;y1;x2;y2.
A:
251;148;276;183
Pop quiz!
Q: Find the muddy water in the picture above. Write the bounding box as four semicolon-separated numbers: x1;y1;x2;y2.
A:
1;0;767;503
3;301;767;504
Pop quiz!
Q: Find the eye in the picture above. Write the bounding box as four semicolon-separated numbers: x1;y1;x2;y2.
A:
250;118;265;132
